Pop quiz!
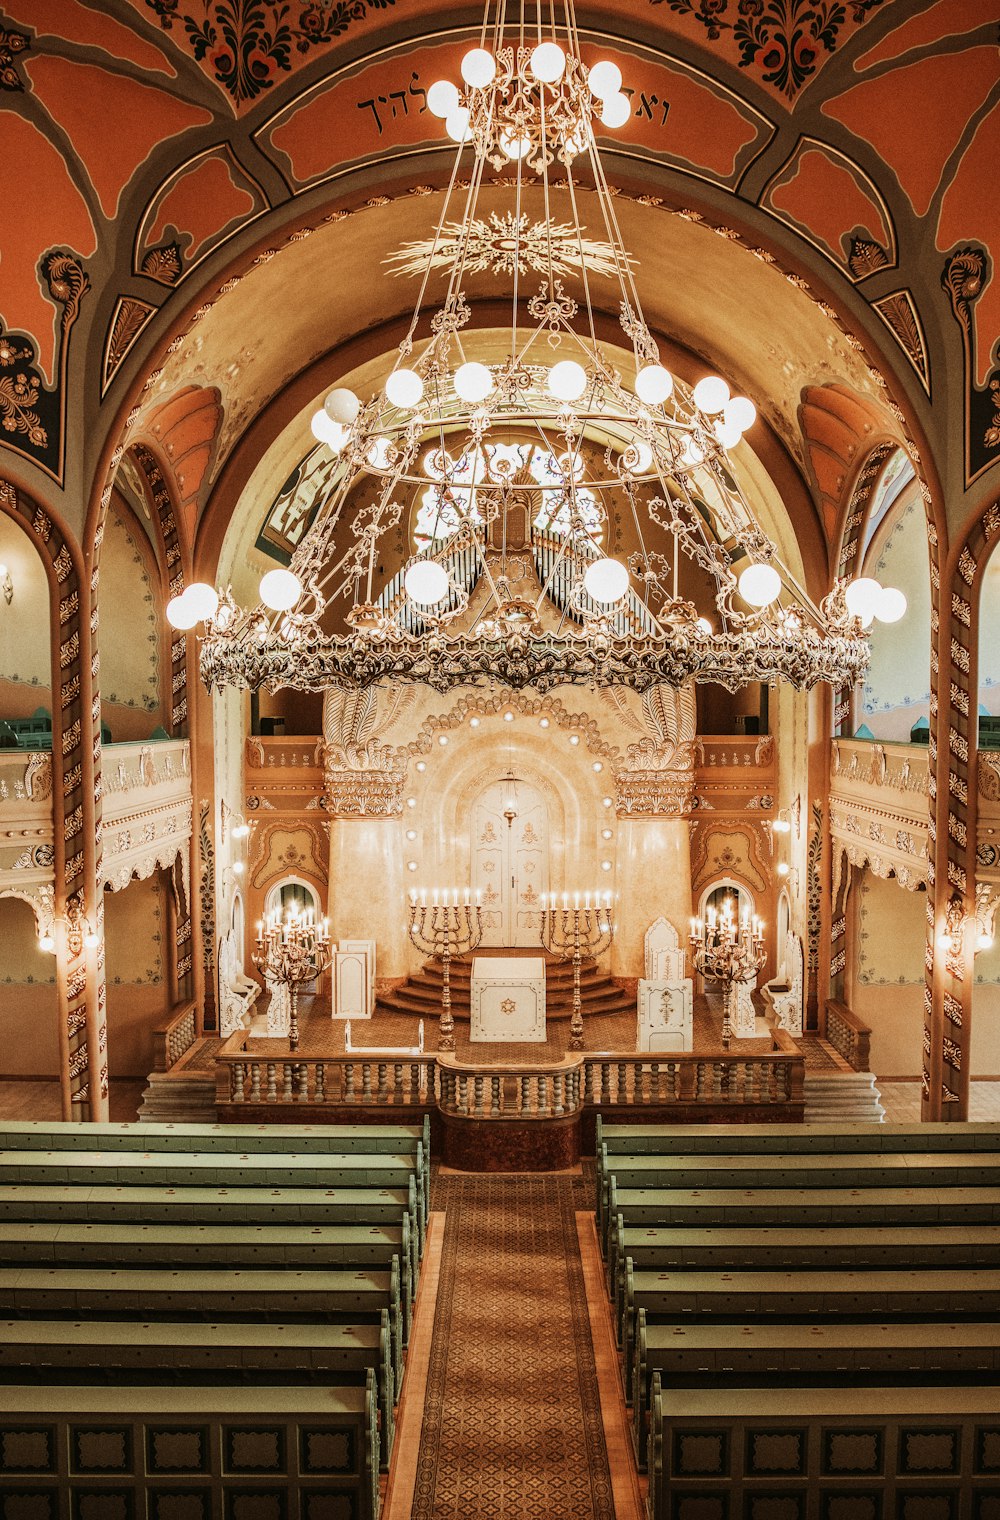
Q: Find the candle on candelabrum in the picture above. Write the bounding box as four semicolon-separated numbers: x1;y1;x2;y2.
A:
251;903;332;1052
407;889;483;1051
539;891;613;1050
689;896;765;1050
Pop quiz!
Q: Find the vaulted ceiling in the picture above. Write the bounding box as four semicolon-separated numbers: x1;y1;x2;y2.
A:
0;0;997;552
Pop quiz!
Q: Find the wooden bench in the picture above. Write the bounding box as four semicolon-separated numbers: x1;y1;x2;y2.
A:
648;1380;1000;1520
635;1315;1000;1465
597;1146;1000;1239
607;1219;1000;1308
0;1376;380;1520
0;1148;426;1242
604;1179;1000;1257
0;1262;405;1391
0;1315;396;1467
598;1117;1000;1154
0;1180;421;1283
619;1263;1000;1377
0;1117;431;1226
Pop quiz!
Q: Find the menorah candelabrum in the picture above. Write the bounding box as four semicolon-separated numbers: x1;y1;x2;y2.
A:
252;905;332;1052
539;892;614;1051
408;890;483;1051
689;897;766;1050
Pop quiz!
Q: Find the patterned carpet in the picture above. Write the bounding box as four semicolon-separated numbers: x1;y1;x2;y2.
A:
411;1174;614;1519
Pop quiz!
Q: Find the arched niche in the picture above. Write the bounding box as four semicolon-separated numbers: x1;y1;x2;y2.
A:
265;875;322;919
0;512;52;724
0;893;59;1080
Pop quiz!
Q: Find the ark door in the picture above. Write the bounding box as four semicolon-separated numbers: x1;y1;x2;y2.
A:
472;779;548;947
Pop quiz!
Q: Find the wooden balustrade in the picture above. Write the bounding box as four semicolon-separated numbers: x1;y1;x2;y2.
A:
153;1000;197;1071
436;1053;582;1118
216;1034;437;1108
215;1030;803;1119
823;998;873;1072
583;1030;803;1110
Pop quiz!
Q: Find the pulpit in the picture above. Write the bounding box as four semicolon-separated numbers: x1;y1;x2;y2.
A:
470;956;546;1042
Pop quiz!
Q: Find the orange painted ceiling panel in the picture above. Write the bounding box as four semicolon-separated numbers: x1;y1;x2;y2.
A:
144;154;260;268
0;112;98;380
937;99;1000;388
1;0;177;76
821;46;1000;220
765;146;891;271
24;55;213;221
265;40;764;189
854;0;1000;72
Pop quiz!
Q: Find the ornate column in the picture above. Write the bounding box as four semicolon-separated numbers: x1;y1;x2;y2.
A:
325;747;409;983
610;684;695;979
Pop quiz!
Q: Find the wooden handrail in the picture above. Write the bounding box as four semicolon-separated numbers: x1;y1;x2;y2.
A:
153;999;198;1071
822;998;872;1071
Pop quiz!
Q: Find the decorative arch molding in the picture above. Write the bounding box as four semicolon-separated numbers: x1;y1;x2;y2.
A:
0;476;103;1114
0;883;55;940
697;876;757;919
690;820;772;899
396;687;622;767
128;441;190;736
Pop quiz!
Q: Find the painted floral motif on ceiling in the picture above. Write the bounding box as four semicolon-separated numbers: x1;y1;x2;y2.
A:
0;24;29;89
649;0;884;98
143;0;396;105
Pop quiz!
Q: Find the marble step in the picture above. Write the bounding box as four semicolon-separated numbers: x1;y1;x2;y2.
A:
804;1071;885;1124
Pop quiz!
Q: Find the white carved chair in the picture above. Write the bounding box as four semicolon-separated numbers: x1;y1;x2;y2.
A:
643;916;688;981
218;929;257;1037
763;931;804;1037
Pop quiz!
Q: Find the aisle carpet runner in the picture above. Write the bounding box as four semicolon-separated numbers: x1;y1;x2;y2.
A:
411;1173;615;1519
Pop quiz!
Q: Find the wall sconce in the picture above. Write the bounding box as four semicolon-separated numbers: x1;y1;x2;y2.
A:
38;908;99;955
231;814;250;840
937;897;966;957
0;563;12;606
775;862;799;892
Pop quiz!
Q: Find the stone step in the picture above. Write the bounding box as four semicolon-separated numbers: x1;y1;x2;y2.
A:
137;1071;217;1125
804;1071;885;1124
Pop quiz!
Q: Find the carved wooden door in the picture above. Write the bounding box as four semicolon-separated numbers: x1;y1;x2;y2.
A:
472;779;548;947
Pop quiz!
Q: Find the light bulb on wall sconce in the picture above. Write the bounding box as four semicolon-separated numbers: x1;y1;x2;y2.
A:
38;931;55;953
937;897;966;957
37;907;100;955
977;931;994;953
0;563;12;606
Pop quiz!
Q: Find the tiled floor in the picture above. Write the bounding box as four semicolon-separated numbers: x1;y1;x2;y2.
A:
878;1080;1000;1122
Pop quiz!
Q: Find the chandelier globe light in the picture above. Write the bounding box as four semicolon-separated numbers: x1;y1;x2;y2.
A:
196;0;905;698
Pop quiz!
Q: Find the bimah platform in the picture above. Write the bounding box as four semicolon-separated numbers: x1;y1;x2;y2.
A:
471;956;546;1042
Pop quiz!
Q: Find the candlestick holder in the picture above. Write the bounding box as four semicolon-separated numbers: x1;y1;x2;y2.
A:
689;899;766;1050
539;895;613;1050
408;896;483;1051
252;906;332;1053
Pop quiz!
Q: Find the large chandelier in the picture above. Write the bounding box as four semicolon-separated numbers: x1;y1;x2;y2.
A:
183;0;905;695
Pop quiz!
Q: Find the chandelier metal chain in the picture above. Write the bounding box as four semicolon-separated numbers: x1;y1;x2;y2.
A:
179;0;905;694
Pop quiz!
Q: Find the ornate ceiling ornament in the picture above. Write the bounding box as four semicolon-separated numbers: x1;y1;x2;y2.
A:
190;0;899;698
384;212;631;280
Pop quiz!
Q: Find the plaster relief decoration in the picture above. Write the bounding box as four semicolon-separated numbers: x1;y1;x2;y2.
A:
605;683;696;816
323;688;407;816
829;738;929;888
100;740;192;892
690;824;770;898
249;824;326;892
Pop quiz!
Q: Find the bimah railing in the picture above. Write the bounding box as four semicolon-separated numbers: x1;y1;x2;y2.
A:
216;1029;803;1115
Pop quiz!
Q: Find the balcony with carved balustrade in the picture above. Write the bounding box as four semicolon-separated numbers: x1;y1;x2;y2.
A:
829;738;930;889
100;740;193;891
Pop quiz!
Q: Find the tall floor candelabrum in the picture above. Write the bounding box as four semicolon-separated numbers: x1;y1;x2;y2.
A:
539;892;614;1051
408;890;483;1051
689;897;766;1050
252;904;332;1052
